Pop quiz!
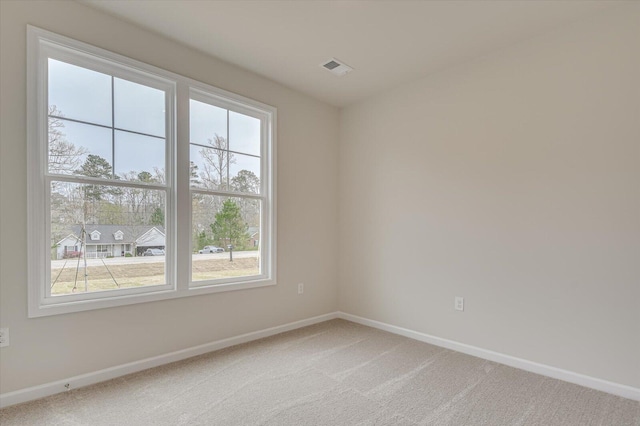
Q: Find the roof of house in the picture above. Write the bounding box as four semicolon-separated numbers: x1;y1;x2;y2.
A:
59;224;165;245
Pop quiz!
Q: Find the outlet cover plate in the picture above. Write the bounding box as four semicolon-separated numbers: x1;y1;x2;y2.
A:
455;297;464;311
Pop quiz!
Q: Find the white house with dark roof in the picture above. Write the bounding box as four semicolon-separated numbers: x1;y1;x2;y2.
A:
55;225;165;259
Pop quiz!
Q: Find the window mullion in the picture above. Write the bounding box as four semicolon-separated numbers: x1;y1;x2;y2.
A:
226;109;230;191
176;81;191;291
111;75;115;179
46;174;169;191
190;188;264;200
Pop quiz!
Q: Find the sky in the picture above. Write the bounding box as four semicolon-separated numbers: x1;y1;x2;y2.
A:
48;58;261;185
189;99;261;187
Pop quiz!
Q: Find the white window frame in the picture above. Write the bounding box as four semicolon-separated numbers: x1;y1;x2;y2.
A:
27;26;276;317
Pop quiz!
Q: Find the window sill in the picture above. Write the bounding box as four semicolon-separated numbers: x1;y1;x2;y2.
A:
29;278;276;318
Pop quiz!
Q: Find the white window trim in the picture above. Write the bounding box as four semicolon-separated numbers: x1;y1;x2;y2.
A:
27;26;277;318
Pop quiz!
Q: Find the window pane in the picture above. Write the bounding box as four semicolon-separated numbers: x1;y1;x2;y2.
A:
192;194;260;283
114;78;165;137
190;144;230;190
114;131;165;183
50;181;167;296
48;59;112;126
230;154;261;194
49;118;112;176
229;111;260;156
190;99;227;146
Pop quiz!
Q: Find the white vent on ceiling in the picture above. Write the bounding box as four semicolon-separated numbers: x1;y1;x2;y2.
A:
320;58;353;76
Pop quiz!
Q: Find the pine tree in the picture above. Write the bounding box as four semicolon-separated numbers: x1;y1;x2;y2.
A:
75;154;114;201
210;200;249;249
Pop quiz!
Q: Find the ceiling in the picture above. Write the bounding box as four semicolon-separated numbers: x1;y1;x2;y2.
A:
82;1;621;107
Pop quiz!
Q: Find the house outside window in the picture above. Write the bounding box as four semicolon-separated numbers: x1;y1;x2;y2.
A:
27;26;276;317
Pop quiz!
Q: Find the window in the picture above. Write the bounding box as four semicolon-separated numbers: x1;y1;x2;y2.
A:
189;91;270;285
28;27;276;317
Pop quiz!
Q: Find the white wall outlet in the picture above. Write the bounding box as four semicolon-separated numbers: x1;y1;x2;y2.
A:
0;328;9;347
298;283;304;295
455;297;464;311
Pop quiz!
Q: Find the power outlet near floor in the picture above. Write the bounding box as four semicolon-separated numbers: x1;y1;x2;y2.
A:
298;283;304;295
0;328;9;347
454;297;464;312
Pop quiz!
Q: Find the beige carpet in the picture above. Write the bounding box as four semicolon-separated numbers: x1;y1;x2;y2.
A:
1;319;638;425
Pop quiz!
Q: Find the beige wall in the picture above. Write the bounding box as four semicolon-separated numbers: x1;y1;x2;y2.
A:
0;1;339;393
339;4;639;388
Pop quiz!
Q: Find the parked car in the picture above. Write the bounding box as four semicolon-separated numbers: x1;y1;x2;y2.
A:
198;245;224;254
143;248;165;256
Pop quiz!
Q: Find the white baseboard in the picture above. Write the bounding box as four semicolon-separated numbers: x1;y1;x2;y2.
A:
337;312;640;401
3;311;637;409
0;312;339;409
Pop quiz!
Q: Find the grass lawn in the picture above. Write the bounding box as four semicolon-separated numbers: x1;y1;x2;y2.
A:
51;257;259;295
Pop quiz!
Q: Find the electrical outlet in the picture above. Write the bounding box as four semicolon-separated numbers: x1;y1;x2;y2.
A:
298;283;304;295
0;328;9;347
454;297;464;311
